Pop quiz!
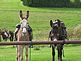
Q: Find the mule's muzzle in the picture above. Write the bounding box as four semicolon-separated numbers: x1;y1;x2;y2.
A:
22;28;27;34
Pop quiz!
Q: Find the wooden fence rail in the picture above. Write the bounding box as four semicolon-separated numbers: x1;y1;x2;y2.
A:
0;40;81;45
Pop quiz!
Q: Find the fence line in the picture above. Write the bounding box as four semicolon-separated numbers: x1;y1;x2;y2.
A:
0;40;81;45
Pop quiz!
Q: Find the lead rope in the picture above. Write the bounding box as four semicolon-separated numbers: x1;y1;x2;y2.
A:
29;41;32;61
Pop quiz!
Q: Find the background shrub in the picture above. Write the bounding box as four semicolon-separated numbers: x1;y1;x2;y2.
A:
22;0;81;7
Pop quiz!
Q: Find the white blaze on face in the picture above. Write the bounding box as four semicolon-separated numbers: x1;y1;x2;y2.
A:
21;19;28;34
21;19;27;28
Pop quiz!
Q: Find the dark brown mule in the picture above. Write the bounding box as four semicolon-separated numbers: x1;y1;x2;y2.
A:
16;10;30;61
49;19;67;61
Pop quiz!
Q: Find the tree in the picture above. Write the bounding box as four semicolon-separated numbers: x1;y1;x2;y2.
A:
74;0;80;7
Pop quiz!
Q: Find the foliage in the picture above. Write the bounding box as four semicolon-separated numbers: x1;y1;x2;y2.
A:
67;24;81;39
23;0;70;7
73;24;81;38
22;0;81;7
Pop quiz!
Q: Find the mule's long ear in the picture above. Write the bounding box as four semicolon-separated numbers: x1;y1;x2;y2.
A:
50;20;53;27
57;19;61;27
19;10;23;20
26;11;29;19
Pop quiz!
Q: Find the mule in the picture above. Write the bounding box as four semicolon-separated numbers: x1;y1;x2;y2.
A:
49;19;67;61
1;29;9;41
16;10;30;61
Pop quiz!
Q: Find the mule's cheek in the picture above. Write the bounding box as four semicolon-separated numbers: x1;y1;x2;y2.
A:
22;28;27;33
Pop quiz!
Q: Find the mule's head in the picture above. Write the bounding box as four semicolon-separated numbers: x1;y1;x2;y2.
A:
50;19;61;29
19;10;29;34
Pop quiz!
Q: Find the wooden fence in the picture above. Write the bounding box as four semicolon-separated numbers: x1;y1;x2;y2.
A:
0;40;81;45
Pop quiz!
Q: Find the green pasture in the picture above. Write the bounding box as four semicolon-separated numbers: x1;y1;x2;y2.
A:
0;46;81;61
0;0;81;40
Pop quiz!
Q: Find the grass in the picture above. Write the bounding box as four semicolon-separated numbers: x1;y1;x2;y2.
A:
1;10;81;40
0;46;81;61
